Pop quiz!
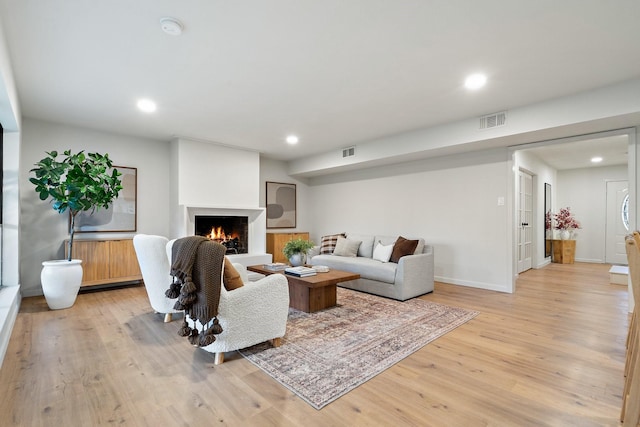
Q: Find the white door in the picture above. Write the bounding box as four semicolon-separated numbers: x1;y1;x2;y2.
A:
605;180;629;265
517;170;533;273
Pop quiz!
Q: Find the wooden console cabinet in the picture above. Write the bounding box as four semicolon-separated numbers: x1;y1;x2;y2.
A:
551;239;576;264
266;232;310;263
65;238;142;287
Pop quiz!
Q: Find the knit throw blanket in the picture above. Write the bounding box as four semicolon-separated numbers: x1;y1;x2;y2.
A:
166;236;227;347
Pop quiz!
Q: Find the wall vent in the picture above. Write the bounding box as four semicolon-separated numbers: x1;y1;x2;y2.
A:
479;111;507;129
342;146;356;158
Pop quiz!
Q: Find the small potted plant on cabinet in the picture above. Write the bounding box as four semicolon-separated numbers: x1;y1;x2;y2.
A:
30;150;122;309
282;238;315;267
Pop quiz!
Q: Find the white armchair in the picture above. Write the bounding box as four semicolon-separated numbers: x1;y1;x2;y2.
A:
167;239;290;364
133;234;183;323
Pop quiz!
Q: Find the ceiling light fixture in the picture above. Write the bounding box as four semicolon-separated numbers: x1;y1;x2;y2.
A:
160;17;183;36
464;73;487;90
137;99;157;113
591;156;603;163
286;135;299;144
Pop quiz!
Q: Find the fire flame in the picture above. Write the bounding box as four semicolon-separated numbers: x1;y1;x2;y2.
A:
206;226;237;242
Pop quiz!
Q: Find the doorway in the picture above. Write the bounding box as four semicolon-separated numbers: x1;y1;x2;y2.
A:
605;180;629;265
517;169;533;273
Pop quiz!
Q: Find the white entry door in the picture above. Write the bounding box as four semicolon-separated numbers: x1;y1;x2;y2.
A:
605;180;629;265
517;170;533;273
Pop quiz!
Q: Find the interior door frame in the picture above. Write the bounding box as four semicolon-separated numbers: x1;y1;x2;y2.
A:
507;127;637;304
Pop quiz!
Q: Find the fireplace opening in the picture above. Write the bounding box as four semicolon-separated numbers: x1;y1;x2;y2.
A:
194;215;248;255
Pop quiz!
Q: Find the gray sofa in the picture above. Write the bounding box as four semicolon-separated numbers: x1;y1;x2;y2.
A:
307;233;434;301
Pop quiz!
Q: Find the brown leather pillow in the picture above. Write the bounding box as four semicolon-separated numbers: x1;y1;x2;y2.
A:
390;236;419;263
223;258;244;291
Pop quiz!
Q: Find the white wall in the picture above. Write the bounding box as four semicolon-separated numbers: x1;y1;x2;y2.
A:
514;150;557;268
172;138;260;208
260;157;312;235
20;119;170;296
557;164;627;263
308;148;513;293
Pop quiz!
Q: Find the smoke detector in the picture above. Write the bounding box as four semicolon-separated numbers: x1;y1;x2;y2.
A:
160;17;183;36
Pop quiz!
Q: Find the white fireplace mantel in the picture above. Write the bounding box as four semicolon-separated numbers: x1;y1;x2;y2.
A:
177;205;270;265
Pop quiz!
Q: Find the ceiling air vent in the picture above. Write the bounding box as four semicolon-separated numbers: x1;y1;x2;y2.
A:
479;111;507;129
342;146;356;158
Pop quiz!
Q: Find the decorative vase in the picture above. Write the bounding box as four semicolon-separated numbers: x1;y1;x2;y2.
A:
560;229;571;240
289;253;305;267
41;259;83;310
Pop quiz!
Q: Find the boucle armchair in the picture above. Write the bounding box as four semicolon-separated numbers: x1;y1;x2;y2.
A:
133;234;183;323
166;239;290;364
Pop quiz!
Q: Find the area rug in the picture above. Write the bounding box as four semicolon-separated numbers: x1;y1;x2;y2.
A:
239;288;478;409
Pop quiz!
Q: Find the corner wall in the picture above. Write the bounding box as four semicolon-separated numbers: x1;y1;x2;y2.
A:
557;164;627;263
20;119;171;297
307;148;513;293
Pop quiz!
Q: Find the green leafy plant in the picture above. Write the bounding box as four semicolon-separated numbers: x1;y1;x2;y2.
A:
282;238;315;259
30;150;122;261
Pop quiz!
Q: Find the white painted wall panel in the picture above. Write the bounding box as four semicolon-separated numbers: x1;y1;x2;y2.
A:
308;148;513;292
175;138;259;208
20;119;171;296
557;165;627;263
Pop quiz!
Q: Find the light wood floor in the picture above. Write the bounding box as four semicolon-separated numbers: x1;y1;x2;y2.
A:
0;262;629;426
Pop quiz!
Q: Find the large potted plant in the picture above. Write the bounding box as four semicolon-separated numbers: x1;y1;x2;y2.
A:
30;150;122;309
282;238;315;267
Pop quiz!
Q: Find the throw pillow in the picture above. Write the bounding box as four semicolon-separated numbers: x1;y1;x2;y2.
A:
372;241;394;262
223;257;244;291
320;233;346;254
332;236;361;257
390;236;419;263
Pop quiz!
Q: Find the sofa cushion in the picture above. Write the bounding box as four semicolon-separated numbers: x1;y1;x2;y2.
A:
320;233;346;254
390;236;419;263
223;257;244;291
333;236;361;257
310;255;397;284
346;233;375;258
372;241;394;262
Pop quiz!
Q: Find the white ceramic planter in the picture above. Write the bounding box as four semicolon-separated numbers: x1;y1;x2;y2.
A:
41;259;83;310
288;253;305;267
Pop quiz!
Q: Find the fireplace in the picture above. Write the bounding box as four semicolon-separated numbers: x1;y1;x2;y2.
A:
194;215;248;254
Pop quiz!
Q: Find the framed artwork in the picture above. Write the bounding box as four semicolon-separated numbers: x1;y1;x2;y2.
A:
74;166;137;232
266;181;296;228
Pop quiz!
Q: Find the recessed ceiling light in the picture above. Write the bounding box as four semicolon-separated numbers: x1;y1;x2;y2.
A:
286;135;299;144
464;73;487;90
591;156;603;163
137;99;157;113
160;17;183;36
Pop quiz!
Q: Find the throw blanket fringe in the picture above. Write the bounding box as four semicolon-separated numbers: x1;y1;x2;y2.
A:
168;236;227;347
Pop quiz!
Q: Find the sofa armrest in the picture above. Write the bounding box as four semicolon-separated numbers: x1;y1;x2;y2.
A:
395;246;434;299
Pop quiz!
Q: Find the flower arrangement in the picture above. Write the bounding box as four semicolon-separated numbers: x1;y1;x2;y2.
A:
553;207;581;239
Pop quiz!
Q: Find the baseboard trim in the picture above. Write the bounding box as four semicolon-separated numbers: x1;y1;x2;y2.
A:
435;276;510;293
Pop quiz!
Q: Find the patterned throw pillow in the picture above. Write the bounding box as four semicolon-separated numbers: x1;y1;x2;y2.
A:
320;233;346;254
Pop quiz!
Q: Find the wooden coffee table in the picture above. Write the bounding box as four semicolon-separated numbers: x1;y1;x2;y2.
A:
247;265;360;313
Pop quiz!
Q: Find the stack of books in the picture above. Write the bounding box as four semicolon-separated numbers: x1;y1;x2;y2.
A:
263;262;288;271
284;266;317;277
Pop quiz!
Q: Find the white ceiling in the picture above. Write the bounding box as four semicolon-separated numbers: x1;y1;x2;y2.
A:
522;134;629;171
1;0;640;161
